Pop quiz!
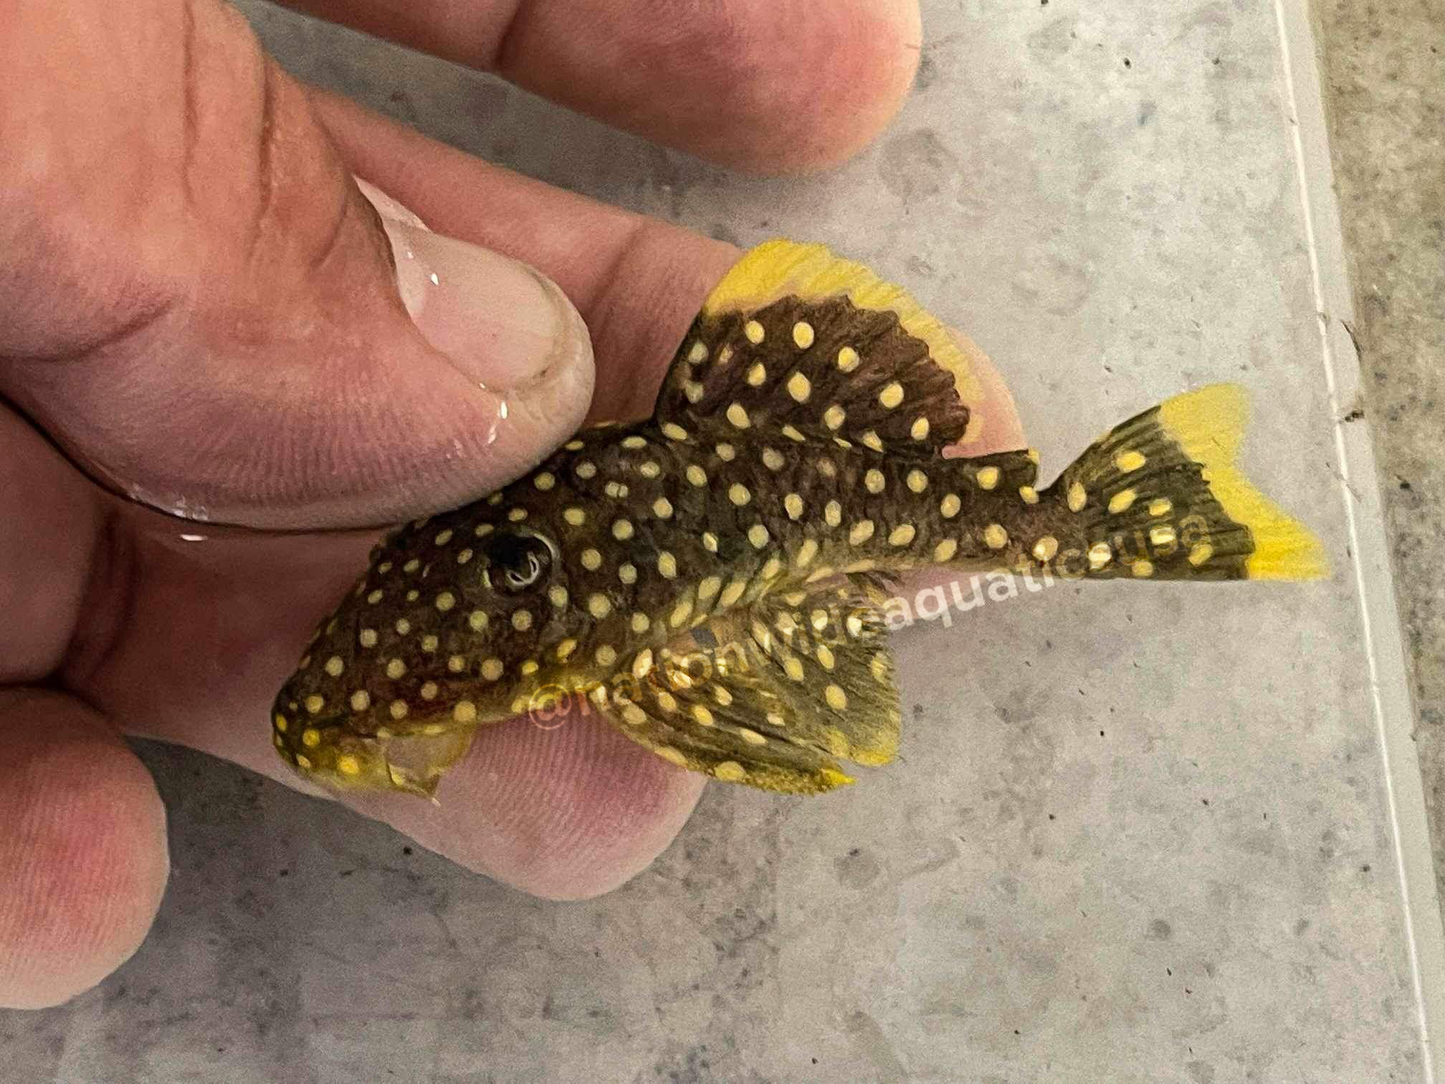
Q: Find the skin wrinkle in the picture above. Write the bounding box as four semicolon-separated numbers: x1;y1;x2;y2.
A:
573;224;737;421
564;223;672;407
251;58;280;264
9;10;465;525
180;0;199;205
1;290;180;367
485;0;533;76
58;504;137;701
8;341;232;516
0;194;184;361
0;413;109;684
361;187;400;277
294;131;356;282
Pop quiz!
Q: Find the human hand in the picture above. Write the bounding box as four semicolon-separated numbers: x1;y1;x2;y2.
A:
0;0;1024;1009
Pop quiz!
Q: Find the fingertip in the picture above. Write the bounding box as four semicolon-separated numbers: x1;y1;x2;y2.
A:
507;733;707;902
486;0;922;175
698;0;923;173
0;692;169;1010
345;712;705;901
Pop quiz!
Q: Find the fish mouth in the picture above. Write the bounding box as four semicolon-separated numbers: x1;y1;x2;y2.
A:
368;725;482;796
273;664;543;796
296;725;482;798
275;706;488;797
356;682;575;793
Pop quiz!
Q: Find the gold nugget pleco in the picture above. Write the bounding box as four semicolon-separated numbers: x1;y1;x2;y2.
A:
271;241;1326;796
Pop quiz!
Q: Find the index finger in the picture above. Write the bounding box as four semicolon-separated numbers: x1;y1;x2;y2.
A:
278;0;922;172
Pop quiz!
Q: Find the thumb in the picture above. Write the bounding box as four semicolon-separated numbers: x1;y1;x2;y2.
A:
0;0;594;530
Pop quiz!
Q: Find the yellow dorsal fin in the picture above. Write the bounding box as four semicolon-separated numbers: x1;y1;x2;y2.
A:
653;240;982;452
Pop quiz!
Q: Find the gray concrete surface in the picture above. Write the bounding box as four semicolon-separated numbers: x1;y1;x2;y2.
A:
5;1;1438;1080
1313;0;1445;915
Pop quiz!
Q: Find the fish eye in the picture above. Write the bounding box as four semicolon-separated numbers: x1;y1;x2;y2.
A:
482;530;555;593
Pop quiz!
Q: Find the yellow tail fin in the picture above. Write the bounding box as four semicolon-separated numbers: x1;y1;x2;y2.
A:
1046;384;1327;581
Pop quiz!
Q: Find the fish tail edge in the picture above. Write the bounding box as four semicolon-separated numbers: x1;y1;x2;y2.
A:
1048;383;1328;581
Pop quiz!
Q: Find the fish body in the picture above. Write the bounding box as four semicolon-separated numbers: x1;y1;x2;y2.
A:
271;242;1326;796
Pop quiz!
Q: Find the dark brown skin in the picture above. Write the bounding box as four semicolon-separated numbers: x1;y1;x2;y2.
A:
0;0;1029;1010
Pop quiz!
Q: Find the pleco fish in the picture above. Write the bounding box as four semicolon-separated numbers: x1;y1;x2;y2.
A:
271;241;1326;797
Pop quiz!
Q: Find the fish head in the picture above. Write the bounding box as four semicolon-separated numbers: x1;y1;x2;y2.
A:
269;483;619;796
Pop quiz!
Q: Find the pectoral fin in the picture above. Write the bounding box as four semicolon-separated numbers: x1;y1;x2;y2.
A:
591;584;903;791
